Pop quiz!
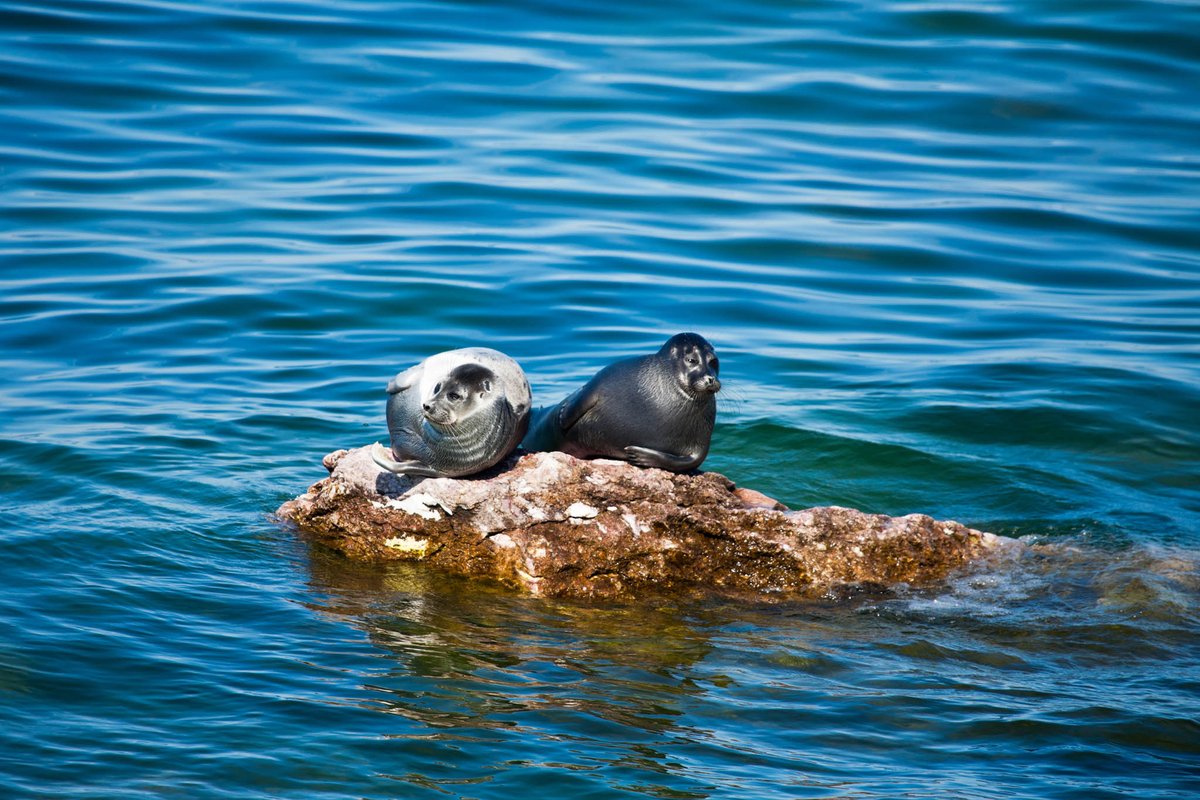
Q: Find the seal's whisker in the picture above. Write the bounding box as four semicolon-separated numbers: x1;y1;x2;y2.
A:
717;384;748;417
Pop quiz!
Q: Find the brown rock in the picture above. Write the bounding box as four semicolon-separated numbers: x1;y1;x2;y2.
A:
276;445;1017;602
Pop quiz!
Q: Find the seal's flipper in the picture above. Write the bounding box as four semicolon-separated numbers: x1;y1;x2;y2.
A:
623;445;702;472
386;364;422;395
370;442;446;477
371;441;405;471
391;461;447;478
557;386;601;431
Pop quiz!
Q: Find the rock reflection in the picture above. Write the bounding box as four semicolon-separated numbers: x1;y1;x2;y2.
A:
300;543;722;797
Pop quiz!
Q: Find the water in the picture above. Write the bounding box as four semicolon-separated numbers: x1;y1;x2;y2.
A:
2;0;1198;796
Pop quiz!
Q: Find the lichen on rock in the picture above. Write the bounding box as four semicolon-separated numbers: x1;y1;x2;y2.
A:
276;445;1016;602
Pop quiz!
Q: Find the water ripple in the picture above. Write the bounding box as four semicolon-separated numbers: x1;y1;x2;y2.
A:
2;0;1199;798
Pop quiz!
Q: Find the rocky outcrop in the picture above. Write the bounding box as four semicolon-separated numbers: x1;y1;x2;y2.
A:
276;445;1015;602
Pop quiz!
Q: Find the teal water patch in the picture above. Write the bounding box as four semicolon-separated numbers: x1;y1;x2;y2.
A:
2;0;1199;797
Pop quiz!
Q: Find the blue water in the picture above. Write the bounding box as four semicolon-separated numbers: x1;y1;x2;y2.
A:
2;0;1199;797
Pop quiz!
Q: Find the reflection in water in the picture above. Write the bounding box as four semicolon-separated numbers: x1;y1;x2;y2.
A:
299;535;1200;798
302;544;723;795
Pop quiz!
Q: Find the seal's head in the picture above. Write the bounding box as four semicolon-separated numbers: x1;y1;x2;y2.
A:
421;363;496;427
661;332;721;398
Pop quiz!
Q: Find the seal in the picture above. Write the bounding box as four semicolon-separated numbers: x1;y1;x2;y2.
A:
372;347;531;478
523;332;720;472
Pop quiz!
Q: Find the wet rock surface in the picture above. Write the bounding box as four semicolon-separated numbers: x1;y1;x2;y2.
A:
276;445;1017;602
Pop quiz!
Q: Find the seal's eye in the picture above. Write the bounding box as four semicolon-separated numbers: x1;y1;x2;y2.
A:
686;356;699;366
447;392;462;402
433;383;442;394
709;358;719;371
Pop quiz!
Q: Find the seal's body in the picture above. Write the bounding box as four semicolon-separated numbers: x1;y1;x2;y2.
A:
374;348;531;478
524;333;720;472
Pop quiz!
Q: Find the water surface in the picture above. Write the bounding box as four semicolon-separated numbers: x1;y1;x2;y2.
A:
2;1;1198;797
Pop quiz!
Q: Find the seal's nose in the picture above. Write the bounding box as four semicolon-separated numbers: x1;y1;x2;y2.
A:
422;402;433;412
701;375;721;393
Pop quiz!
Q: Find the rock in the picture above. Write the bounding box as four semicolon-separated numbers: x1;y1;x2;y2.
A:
276;445;1017;602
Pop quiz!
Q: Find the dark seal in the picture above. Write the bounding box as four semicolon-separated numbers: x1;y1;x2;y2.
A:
523;332;720;472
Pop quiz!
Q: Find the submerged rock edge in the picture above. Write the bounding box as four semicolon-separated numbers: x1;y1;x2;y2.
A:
276;445;1017;602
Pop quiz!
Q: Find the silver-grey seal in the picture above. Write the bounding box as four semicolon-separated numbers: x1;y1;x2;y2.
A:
372;347;531;478
523;332;720;472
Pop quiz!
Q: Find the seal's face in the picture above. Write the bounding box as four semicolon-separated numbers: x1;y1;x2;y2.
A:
422;363;496;427
664;332;721;398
